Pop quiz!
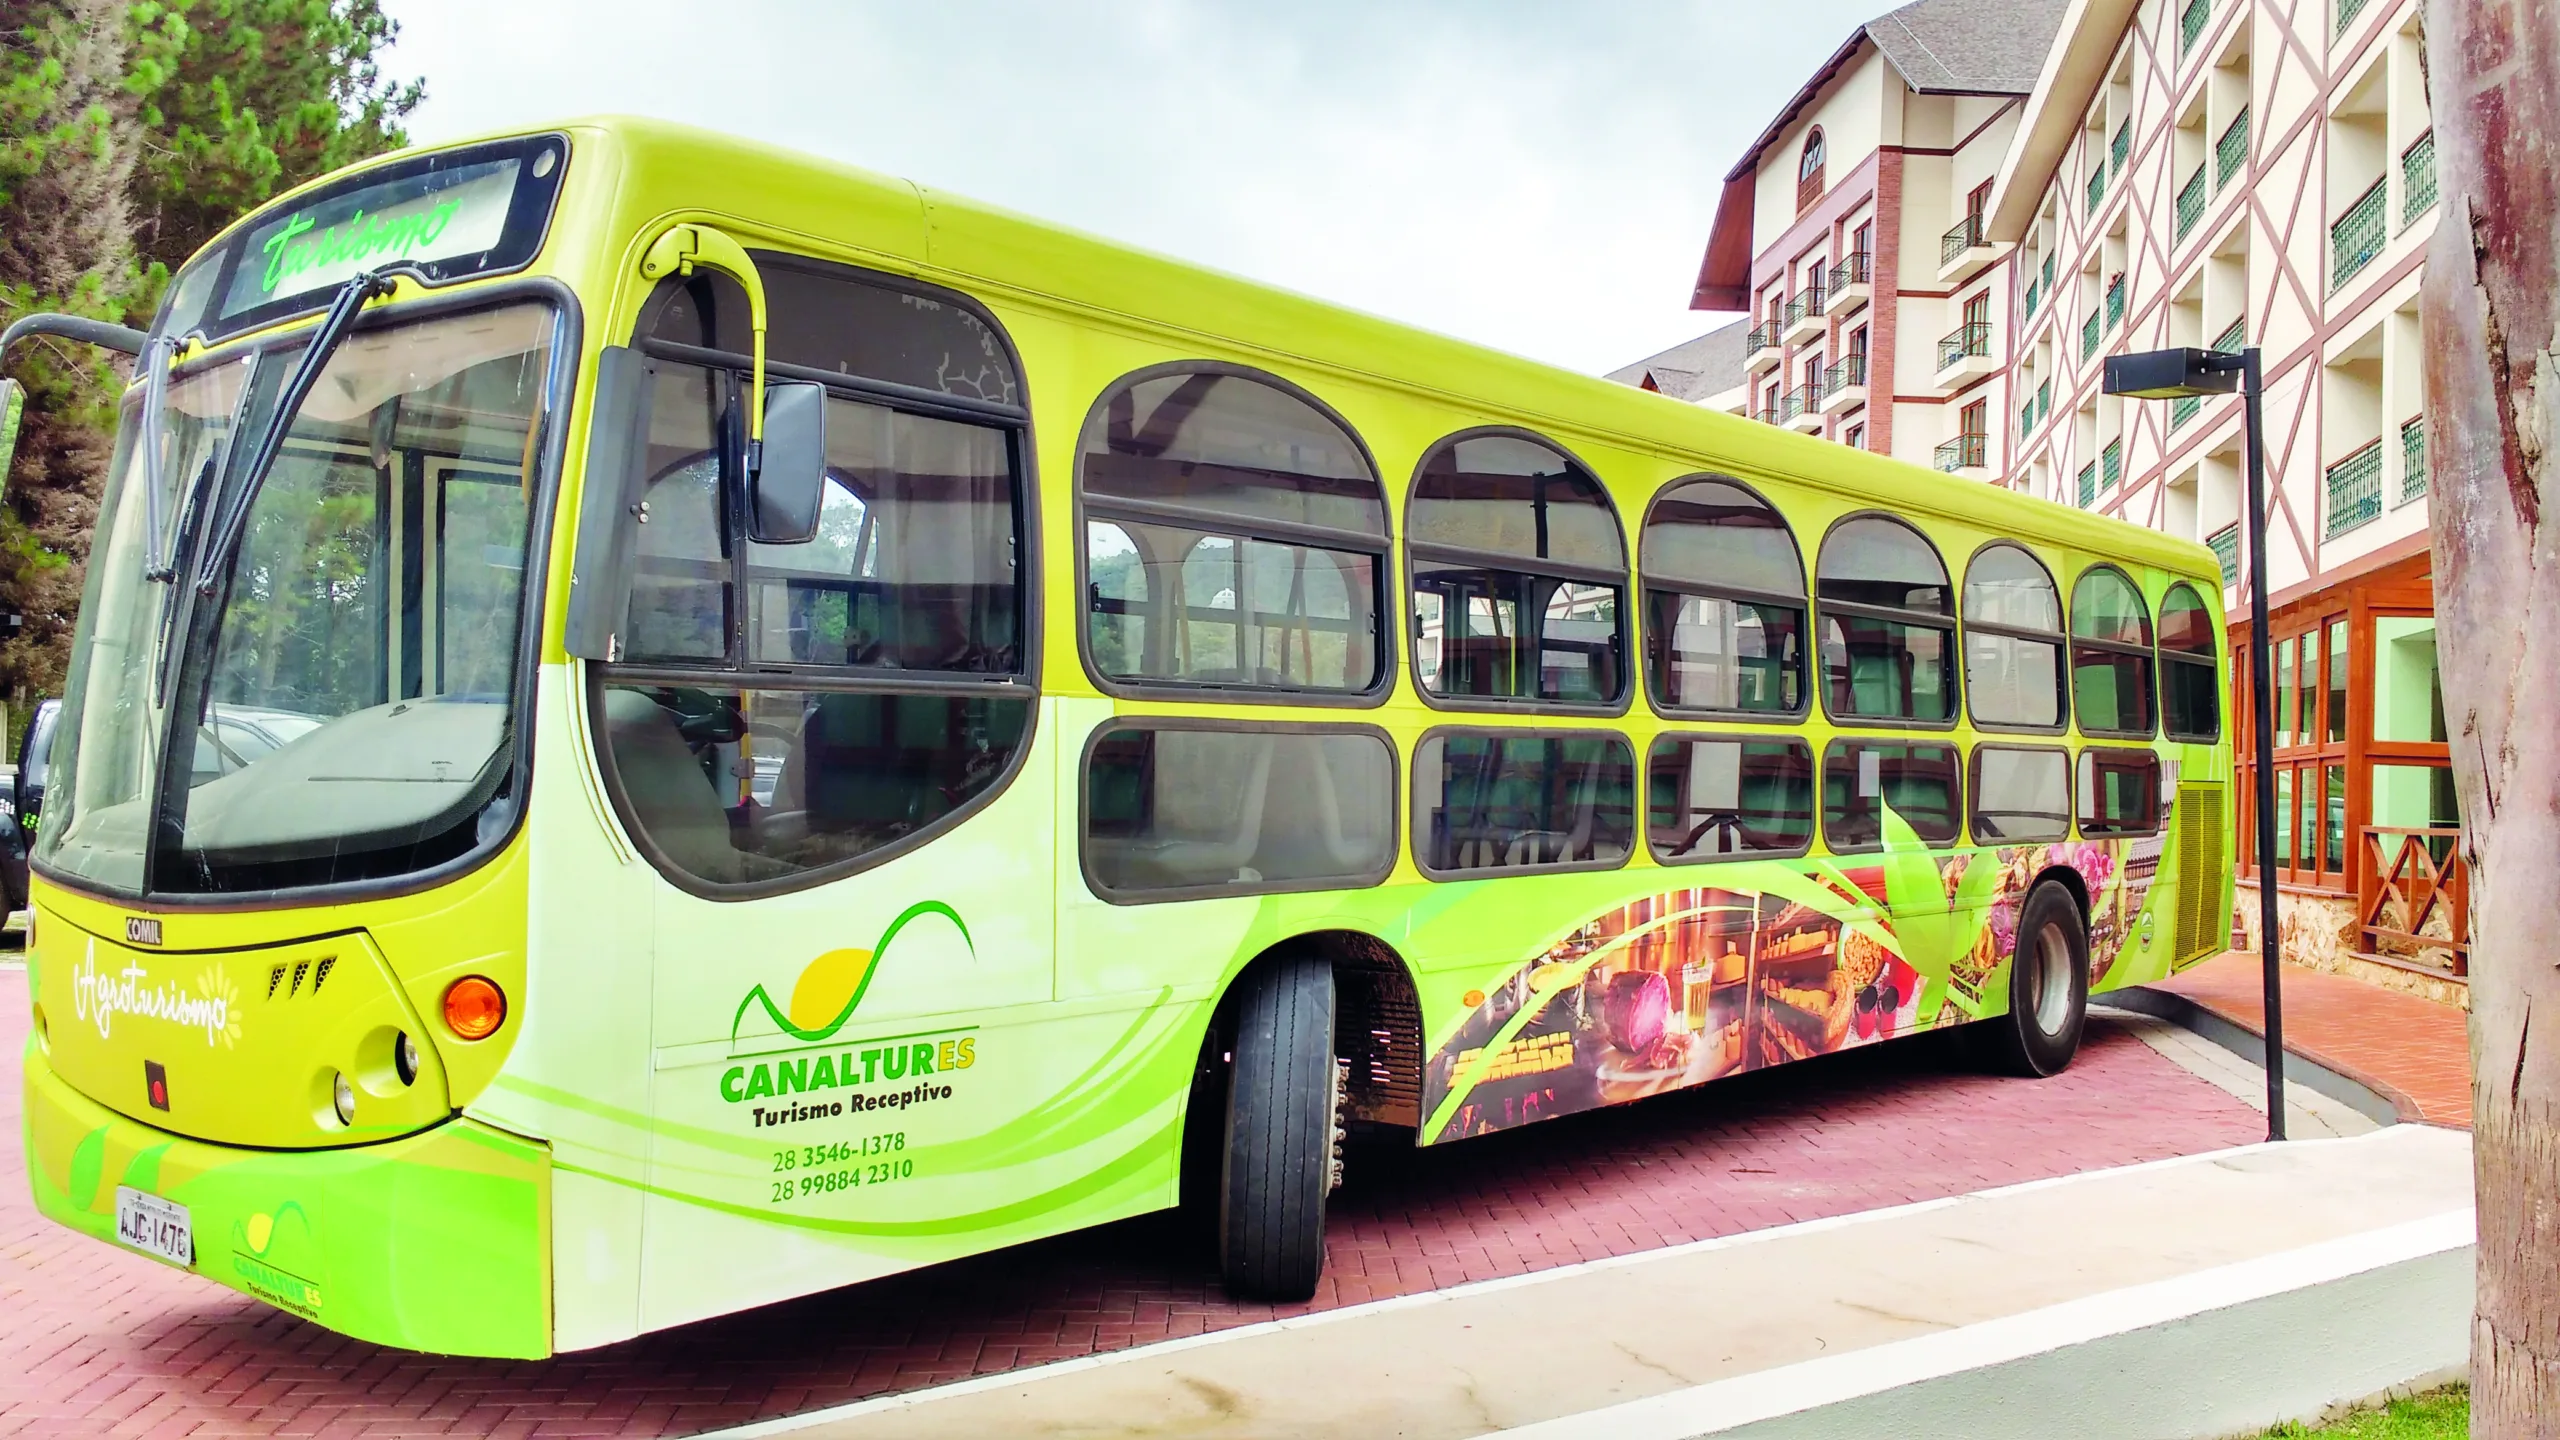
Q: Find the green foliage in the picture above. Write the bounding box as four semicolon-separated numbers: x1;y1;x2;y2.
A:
0;0;420;721
2264;1384;2468;1439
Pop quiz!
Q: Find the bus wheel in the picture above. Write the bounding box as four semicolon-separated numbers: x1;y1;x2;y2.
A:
1987;881;2088;1077
1217;952;1337;1302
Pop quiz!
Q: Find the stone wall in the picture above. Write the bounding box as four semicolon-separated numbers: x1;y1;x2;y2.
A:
2233;882;2470;1008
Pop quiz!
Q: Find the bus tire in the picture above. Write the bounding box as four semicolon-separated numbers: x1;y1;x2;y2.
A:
1987;880;2088;1078
1217;952;1337;1302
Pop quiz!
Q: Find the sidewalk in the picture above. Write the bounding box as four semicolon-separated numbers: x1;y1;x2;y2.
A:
702;1127;2474;1440
2153;952;2472;1128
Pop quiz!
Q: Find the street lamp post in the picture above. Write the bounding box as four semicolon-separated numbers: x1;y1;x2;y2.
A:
2103;345;2286;1143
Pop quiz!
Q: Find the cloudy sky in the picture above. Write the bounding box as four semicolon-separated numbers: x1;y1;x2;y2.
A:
382;1;1885;375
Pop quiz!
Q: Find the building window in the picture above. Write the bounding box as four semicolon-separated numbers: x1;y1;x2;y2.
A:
1408;431;1627;708
1798;128;1828;210
1844;423;1867;451
1080;367;1389;696
1641;476;1807;717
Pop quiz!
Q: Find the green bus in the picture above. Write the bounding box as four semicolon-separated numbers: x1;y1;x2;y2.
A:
5;118;2231;1359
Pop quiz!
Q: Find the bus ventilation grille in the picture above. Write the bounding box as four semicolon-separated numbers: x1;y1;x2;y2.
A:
2173;784;2228;967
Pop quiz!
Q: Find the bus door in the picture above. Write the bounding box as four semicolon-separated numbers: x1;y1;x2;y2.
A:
587;358;1052;1330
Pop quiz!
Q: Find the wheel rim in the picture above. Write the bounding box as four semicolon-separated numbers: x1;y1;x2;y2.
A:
2030;923;2072;1036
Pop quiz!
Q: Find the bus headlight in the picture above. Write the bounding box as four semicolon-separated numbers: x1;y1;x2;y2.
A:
394;1031;420;1086
332;1072;356;1126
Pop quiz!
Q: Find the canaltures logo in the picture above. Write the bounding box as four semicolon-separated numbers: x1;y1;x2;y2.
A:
727;901;972;1053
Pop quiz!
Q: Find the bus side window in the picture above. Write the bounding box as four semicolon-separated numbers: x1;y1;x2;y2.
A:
1962;542;2067;731
2157;582;2221;742
1077;367;1388;696
2078;747;2163;835
1640;476;1806;718
2072;564;2157;739
596;262;1034;893
1081;724;1395;900
1970;745;2072;843
1815;517;1957;724
1821;739;1962;852
1646;734;1814;861
1408;432;1627;709
1416;730;1634;875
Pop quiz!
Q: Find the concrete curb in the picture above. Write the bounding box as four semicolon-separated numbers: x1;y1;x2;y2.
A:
2102;985;2412;1128
1481;1210;2474;1440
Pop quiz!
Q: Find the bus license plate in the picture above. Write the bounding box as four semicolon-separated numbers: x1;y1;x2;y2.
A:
114;1187;193;1268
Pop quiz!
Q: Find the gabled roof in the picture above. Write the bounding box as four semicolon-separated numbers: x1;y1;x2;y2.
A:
1605;320;1751;404
1985;0;2142;243
1692;0;2072;310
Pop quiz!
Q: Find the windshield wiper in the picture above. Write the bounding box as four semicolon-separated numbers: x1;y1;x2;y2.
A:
191;269;392;595
136;335;176;582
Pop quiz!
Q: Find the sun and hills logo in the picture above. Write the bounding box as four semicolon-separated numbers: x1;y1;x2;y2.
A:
718;901;978;1127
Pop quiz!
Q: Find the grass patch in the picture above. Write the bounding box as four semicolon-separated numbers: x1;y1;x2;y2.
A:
2265;1384;2466;1438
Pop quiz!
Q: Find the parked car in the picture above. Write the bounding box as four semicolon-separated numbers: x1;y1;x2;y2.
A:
4;698;58;920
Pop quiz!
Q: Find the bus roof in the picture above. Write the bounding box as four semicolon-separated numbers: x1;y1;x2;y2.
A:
253;114;2221;582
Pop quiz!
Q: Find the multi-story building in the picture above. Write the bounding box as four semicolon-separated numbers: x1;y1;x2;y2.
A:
1986;0;2454;997
1686;0;2069;472
1615;0;2461;995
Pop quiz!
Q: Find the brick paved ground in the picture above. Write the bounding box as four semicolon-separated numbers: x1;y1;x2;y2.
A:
1;965;2262;1438
2158;951;2473;1128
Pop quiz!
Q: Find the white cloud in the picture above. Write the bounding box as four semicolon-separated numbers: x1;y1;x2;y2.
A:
383;0;1881;374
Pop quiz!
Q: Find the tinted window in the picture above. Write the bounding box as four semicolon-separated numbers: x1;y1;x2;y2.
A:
1963;543;2066;730
1417;731;1635;873
1084;726;1394;898
1971;745;2071;842
603;263;1031;893
1647;735;1814;860
646;261;1022;405
1822;740;1962;851
1080;369;1387;694
1409;433;1628;707
2073;566;2156;737
1816;517;1956;722
1642;477;1806;716
2078;747;2162;835
603;685;1030;886
2158;582;2221;741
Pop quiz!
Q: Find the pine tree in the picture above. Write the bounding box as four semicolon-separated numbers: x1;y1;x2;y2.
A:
0;0;420;733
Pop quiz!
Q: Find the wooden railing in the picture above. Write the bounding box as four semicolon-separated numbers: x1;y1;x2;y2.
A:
2356;826;2468;977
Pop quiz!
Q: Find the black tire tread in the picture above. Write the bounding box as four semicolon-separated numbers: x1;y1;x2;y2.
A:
1218;952;1335;1301
1987;880;2090;1078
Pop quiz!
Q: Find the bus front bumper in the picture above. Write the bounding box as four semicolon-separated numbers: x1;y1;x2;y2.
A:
22;1044;552;1358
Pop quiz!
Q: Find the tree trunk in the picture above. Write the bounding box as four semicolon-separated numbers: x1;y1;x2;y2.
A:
2420;2;2560;1433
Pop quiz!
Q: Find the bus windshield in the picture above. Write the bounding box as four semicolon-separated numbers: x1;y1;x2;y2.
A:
35;301;558;896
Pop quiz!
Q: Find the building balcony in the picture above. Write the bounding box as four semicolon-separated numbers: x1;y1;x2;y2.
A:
1785;384;1827;433
1939;213;1993;284
2181;0;2213;55
2325;439;2385;539
2400;415;2428;505
1934;433;1990;476
1820;354;1868;413
1935;320;1995;383
1745;322;1782;373
2331;177;2388;292
2076;461;2099;508
2402;130;2437;230
2207;524;2239;587
1825;252;1872;315
2217;107;2250;190
2101;438;2124;490
2081;309;2104;364
2110;121;2131;178
2213;317;2246;355
2336;0;2374;39
1782;287;1830;346
2176;163;2208;241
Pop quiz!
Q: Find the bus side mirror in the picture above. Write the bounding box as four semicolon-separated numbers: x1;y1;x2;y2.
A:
745;382;827;545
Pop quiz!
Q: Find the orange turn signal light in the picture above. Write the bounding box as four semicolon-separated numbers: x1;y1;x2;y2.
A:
443;976;506;1040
